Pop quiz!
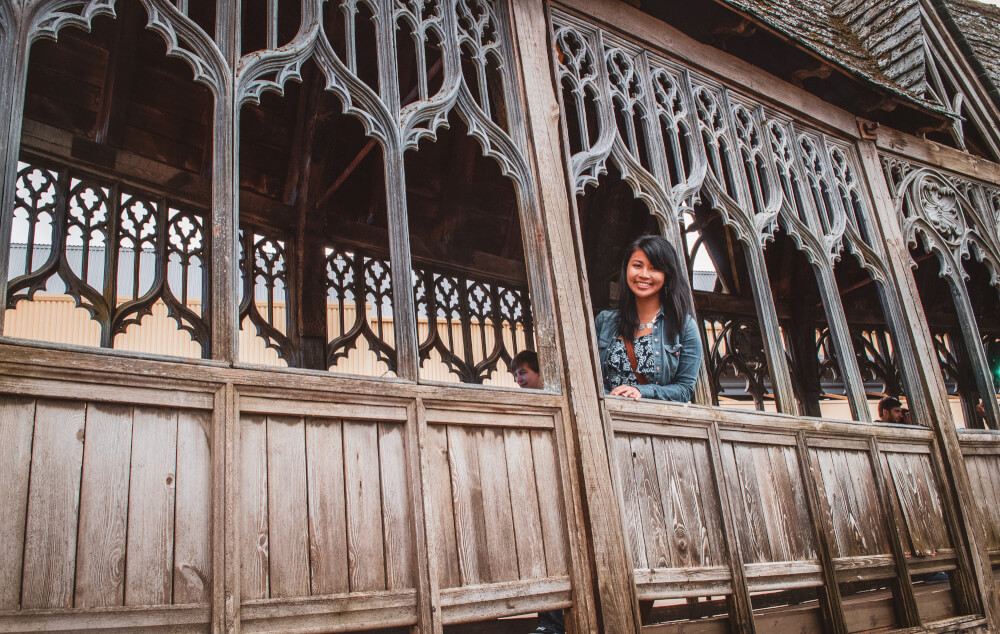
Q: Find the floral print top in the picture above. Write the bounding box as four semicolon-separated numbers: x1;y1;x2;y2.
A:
605;333;656;390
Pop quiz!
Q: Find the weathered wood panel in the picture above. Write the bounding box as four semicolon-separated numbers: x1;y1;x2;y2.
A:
964;454;1000;551
305;418;350;595
0;396;35;609
448;425;491;584
504;428;547;580
240;415;270;600
173;410;212;605
75;403;132;608
721;441;816;566
883;451;951;556
427;424;461;588
379;422;415;589
530;429;569;577
811;448;890;559
125;407;178;606
479;427;519;582
616;433;648;569
21;400;86;609
343;420;387;591
265;415;310;598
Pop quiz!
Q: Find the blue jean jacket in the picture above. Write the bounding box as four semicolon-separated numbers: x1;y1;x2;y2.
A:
595;309;703;402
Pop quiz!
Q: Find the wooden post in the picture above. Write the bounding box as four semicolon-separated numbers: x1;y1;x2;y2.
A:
509;0;639;631
0;7;29;333
795;432;847;634
412;400;443;633
857;138;1000;629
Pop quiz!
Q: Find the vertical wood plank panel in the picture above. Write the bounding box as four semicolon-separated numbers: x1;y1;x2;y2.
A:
530;429;569;577
751;443;791;562
631;435;669;569
343;421;386;591
75;403;132;608
981;457;1000;549
731;442;772;563
966;457;1000;549
615;433;647;569
240;415;270;600
0;396;35;609
427;424;460;588
173;410;212;605
504;428;546;580
379;422;415;589
814;448;853;557
125;407;178;606
479;427;519;582
21;400;86;609
775;445;816;561
689;438;726;566
650;437;678;568
305;418;349;596
882;453;915;555
835;450;885;556
447;425;489;584
265;415;310;598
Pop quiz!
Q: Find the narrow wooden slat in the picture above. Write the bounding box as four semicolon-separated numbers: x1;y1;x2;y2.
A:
886;452;934;556
343;421;386;591
966;457;1000;549
0;376;213;410
423;406;555;429
304;418;349;595
982;457;1000;548
21;400;86;609
427;424;460;588
614;433;647;569
239;396;407;422
379;422;415;589
689;438;725;566
125;407;178;606
829;450;873;557
655;437;700;568
631;435;669;569
239;589;417;632
439;577;573;625
911;454;951;549
530;429;569;577
75;403;132;608
731;442;772;563
813;448;853;557
265;415;310;598
240;415;270;600
0;603;211;632
503;429;546;579
841;449;888;556
478;428;519;583
0;396;36;609
447;425;489;584
173;410;212;605
751;443;792;562
770;445;814;561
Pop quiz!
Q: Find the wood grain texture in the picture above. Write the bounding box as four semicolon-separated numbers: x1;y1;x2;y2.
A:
965;456;1000;550
265;415;310;598
0;395;35;609
125;407;178;606
75;403;132;608
615;433;647;569
447;425;489;585
427;424;461;588
728;442;772;564
240;414;270;600
343;421;386;591
173;410;212;604
631;434;669;569
529;429;569;577
503;428;546;580
773;445;816;561
656;437;710;569
378;422;415;589
478;427;518;582
21;400;86;609
689;437;726;567
304;417;349;595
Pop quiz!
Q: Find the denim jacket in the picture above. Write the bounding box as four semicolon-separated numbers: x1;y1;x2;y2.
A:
595;309;703;402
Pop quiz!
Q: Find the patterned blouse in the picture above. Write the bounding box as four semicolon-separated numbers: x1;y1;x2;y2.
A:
605;333;656;390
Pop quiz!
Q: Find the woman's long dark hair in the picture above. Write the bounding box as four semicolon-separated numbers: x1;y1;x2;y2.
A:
616;234;694;339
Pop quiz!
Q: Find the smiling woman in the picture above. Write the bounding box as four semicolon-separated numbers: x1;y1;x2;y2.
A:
594;235;703;402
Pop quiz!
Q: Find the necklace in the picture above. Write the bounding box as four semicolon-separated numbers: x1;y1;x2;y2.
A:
638;320;656;330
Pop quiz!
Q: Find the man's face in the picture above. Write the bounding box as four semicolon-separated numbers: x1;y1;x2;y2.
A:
881;406;903;424
512;363;542;390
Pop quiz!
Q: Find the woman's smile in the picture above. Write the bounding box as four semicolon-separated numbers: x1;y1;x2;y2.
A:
626;249;665;298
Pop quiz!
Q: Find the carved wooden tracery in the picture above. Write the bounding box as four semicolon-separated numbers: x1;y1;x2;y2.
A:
552;8;916;421
883;155;1000;428
0;0;546;385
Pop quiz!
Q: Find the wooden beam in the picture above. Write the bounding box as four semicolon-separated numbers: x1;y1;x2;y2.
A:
509;0;634;630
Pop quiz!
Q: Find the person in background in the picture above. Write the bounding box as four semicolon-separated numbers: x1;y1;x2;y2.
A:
595;235;702;402
510;349;542;390
877;396;912;424
509;350;564;634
